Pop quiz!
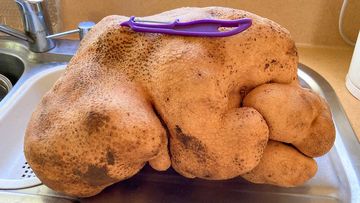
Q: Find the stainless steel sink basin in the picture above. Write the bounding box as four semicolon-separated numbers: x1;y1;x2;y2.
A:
0;53;24;86
0;36;77;106
0;36;358;203
0;53;24;101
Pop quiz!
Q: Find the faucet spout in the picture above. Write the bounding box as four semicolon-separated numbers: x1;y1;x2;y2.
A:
15;0;55;52
0;0;55;52
0;24;34;42
0;0;94;52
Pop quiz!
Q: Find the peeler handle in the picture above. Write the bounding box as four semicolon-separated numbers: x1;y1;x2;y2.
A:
121;16;252;37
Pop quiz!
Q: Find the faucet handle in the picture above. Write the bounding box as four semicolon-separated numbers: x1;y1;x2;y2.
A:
47;21;96;40
27;0;44;2
78;21;95;40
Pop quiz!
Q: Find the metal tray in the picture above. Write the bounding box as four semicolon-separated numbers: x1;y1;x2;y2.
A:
2;63;360;203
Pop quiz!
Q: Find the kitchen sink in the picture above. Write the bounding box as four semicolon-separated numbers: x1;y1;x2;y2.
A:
0;37;77;105
0;53;24;87
0;37;76;200
0;36;358;202
0;53;24;102
0;65;65;189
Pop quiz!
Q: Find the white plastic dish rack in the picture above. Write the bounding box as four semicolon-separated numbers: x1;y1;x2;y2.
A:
0;65;66;189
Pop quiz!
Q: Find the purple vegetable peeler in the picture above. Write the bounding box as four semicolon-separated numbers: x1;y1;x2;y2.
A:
120;16;252;37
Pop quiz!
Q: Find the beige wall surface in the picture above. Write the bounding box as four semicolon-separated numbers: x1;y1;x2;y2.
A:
59;0;359;47
0;0;359;47
0;0;61;32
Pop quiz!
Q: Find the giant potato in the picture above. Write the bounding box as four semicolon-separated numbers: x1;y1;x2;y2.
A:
24;7;334;197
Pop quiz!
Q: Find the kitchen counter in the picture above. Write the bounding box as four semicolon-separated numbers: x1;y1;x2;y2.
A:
298;45;360;141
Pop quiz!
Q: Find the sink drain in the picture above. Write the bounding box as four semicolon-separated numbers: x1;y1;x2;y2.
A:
0;73;12;101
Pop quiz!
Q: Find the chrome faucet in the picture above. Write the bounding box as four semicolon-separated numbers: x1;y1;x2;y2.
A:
0;0;95;53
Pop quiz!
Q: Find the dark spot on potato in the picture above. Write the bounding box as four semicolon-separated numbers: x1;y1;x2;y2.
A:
106;150;115;165
35;110;55;136
80;165;117;186
264;63;270;70
27;148;46;166
202;171;215;178
286;43;298;56
85;111;110;134
175;126;205;151
207;39;226;65
175;125;208;163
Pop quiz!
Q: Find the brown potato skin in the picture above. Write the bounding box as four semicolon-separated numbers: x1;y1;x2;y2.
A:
25;77;170;197
243;83;335;157
23;6;334;197
170;107;269;180
242;141;318;187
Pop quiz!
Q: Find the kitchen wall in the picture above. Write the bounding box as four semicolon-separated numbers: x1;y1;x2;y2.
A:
0;0;359;47
0;0;61;33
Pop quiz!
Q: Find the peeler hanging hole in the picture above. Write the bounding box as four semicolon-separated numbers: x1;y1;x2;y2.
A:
218;27;236;32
